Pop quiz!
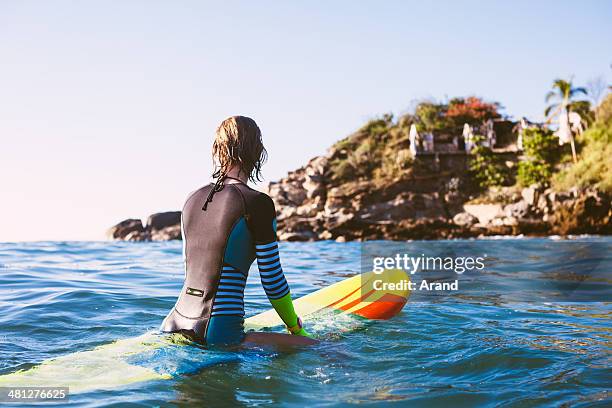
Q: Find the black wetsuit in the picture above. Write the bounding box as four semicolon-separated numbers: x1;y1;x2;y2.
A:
160;177;291;345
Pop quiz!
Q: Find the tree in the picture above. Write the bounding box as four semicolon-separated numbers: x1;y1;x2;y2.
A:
544;78;587;163
446;97;501;127
414;102;449;132
544;79;587;117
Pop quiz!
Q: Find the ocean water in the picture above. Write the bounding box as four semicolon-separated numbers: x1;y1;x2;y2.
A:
0;238;610;407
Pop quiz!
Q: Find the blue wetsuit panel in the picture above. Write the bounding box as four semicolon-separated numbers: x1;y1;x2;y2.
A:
224;217;255;272
206;315;245;346
206;216;255;345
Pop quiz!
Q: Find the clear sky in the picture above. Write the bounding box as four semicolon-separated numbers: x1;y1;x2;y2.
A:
1;0;611;241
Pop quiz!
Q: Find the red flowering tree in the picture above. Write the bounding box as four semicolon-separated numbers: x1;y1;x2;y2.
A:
446;97;501;126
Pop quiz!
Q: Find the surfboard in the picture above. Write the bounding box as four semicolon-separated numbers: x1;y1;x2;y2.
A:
0;269;409;393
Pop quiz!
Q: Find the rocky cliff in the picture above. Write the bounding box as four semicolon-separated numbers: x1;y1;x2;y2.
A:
108;154;610;242
265;149;610;241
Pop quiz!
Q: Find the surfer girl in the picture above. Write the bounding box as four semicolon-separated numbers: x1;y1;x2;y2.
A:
161;116;315;347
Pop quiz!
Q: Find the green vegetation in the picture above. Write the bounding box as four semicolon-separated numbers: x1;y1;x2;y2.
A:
553;93;612;192
517;160;552;187
469;136;511;188
329;113;413;183
544;78;587;118
327;86;610;195
517;128;560;187
329;97;501;184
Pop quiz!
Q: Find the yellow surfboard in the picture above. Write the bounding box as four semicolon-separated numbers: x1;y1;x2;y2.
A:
246;269;409;329
0;269;409;393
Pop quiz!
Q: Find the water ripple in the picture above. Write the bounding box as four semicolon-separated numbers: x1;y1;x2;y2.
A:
0;238;610;407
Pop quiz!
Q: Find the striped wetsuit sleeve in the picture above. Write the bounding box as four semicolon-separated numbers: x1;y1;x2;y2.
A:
249;193;292;300
256;241;290;299
248;192;305;333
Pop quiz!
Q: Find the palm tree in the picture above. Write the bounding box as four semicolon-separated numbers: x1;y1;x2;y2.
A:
544;78;587;162
544;79;587;117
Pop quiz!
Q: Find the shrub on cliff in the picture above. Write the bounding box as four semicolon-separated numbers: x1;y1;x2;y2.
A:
517;128;560;187
469;136;511;188
360;113;393;136
415;102;449;132
517;161;553;187
374;148;413;182
329;113;412;183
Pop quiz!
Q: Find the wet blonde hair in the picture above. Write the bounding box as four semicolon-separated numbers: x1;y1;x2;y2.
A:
212;116;267;182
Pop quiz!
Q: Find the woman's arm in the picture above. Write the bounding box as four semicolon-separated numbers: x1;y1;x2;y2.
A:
251;193;311;337
255;241;310;336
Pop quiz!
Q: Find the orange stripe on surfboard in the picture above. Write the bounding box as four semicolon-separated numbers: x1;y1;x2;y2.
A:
351;293;407;320
336;289;377;312
326;275;375;309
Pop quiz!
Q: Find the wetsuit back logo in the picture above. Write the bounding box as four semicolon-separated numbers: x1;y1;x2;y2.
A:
186;287;204;297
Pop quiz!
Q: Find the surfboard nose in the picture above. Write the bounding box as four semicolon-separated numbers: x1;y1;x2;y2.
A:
352;293;408;319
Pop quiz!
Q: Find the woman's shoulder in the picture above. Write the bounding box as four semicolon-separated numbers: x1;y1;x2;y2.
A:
242;188;277;236
227;184;276;220
182;183;214;207
182;182;276;215
240;186;275;212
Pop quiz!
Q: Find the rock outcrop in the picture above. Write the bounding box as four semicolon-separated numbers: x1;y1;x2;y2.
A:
265;147;611;241
108;177;610;242
108;176;610;242
108;211;181;242
107;219;146;240
108;127;610;242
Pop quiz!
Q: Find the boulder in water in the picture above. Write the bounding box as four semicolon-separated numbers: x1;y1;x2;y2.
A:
108;211;182;241
107;219;145;240
146;212;181;231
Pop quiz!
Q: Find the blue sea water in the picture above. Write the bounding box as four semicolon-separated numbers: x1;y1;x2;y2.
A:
0;237;610;407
